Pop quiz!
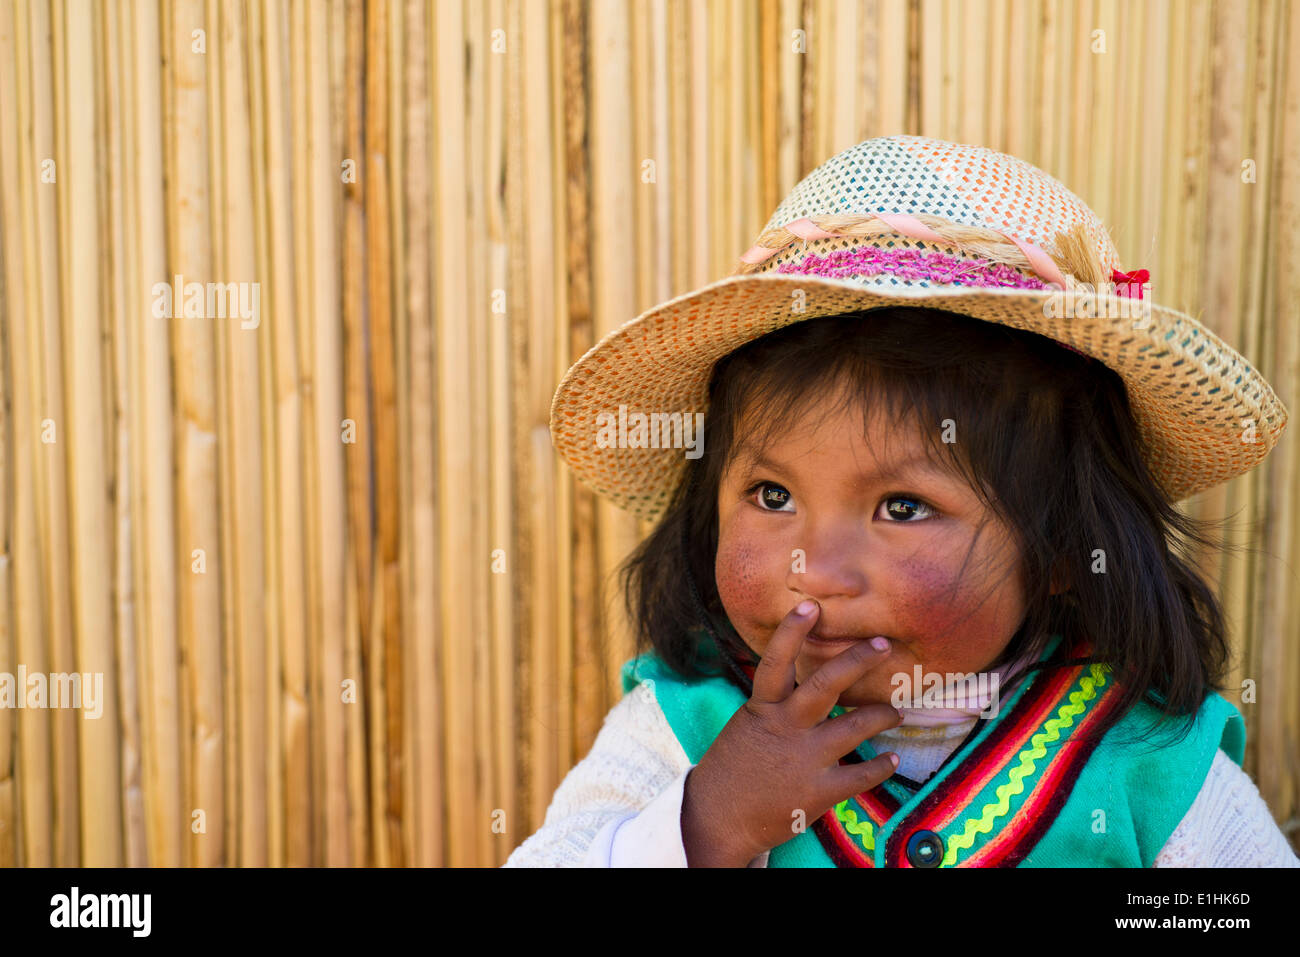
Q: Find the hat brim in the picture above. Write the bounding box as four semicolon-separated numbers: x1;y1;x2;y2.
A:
550;273;1288;522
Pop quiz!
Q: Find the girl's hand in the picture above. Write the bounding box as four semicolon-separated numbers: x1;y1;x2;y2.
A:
681;599;902;867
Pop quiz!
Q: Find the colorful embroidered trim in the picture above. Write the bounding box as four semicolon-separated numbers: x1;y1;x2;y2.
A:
775;246;1051;291
740;213;1070;289
771;245;1093;362
810;637;1124;867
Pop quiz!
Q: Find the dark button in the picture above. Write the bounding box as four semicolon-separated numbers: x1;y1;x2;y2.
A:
905;829;944;868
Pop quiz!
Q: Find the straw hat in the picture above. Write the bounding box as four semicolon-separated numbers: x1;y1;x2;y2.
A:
550;135;1288;523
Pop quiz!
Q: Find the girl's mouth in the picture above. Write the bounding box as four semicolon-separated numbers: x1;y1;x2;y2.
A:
808;631;875;646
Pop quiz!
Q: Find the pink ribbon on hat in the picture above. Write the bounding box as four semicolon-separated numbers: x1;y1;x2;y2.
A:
740;213;1069;290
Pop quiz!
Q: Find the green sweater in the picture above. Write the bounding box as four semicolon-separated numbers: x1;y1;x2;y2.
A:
621;633;1244;867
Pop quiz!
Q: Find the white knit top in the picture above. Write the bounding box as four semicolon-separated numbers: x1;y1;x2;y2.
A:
504;681;1300;868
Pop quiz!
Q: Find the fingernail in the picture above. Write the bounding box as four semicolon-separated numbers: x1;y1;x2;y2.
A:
796;599;817;617
870;636;890;651
888;753;900;768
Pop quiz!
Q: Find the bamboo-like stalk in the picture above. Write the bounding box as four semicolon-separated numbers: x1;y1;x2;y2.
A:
480;0;506;866
432;0;475;867
220;0;270;867
878;0;907;135
987;0;1008;147
1265;0;1300;844
296;0;322;866
630;0;650;319
364;0;404;871
715;0;735;249
959;0;988;146
525;0;566;832
757;0;778;210
0;0;51;871
206;0;241;870
0;266;11;870
1227;0;1268;785
1035;0;1057;173
321;0;361;866
1158;1;1188;317
101;0;149;868
1004;0;1029;157
0;1;21;869
1253;0;1298;823
1113;0;1142;264
1185;0;1229;633
167;0;225;869
919;0;942;137
1054;1;1075;180
940;0;959;139
1181;0;1213;320
1136;0;1167;282
28;0;80;870
339;0;371;870
738;0;760;235
1090;0;1117;225
280;0;315;868
62;0;122;866
486;0;514;858
777;0;801;187
620;0;660;768
463;0;492;868
1066;0;1092;192
379;0;403;873
382;0;406;871
556;0;601;840
306;0;349;867
589;0;638;766
348;536;367;862
828;0;855;149
127;0;182;869
689;0;711;284
401;0;440;867
243;0;284;870
387;0;408;870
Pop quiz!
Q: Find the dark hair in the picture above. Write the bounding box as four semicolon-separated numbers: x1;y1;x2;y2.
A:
616;306;1255;750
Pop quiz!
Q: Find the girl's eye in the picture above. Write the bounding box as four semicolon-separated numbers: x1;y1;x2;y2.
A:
877;495;936;522
744;482;936;522
746;481;794;512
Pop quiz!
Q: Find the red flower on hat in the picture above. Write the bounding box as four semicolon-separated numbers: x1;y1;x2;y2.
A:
1111;268;1150;300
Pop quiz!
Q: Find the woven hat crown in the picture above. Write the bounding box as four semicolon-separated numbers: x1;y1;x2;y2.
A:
739;135;1123;293
773;136;1117;257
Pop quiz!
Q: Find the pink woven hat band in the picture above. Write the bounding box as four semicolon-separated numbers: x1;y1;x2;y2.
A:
549;135;1288;523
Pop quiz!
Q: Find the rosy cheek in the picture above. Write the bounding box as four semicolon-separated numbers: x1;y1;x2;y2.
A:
890;554;1018;666
890;557;985;650
714;535;769;624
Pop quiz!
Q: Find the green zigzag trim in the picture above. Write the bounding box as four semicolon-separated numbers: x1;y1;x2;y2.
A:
836;799;875;853
940;664;1109;866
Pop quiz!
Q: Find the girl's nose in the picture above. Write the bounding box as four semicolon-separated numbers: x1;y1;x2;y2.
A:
785;523;870;599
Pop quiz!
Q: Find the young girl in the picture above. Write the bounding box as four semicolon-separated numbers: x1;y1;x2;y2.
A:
506;135;1298;867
